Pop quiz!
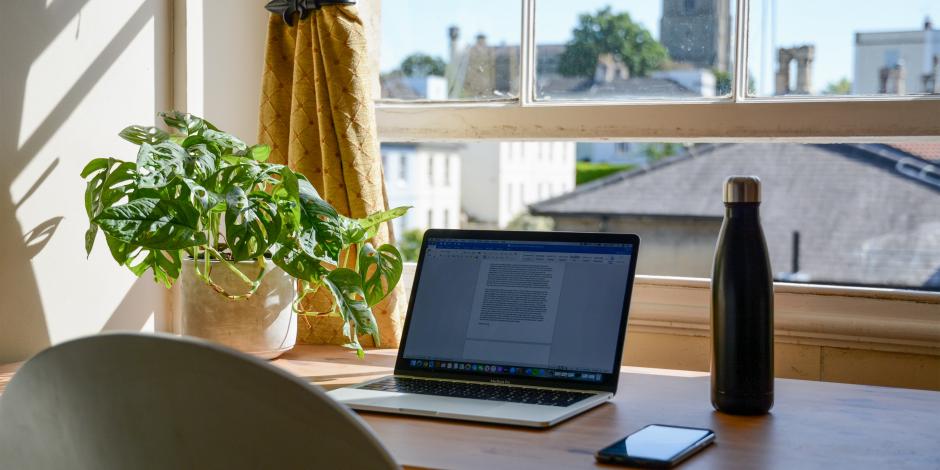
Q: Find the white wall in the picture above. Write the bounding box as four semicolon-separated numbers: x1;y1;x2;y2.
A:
854;29;940;95
0;0;172;362
382;144;461;234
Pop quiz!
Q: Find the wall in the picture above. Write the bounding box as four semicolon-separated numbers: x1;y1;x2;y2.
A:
0;0;172;362
553;215;722;277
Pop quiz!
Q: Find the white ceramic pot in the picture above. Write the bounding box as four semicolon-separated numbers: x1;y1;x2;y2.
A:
176;259;297;359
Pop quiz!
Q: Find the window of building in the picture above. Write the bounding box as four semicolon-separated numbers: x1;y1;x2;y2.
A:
427;155;435;185
444;156;451;186
398;154;407;181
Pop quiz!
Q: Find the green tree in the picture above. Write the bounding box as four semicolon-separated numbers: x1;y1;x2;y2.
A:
398;229;425;262
712;69;757;96
400;53;446;77
558;7;668;78
645;143;678;162
824;77;852;95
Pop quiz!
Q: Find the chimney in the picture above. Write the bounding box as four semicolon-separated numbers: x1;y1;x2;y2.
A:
925;16;933;30
448;26;460;61
880;60;907;94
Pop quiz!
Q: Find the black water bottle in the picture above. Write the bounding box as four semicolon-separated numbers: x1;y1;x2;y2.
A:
711;176;774;415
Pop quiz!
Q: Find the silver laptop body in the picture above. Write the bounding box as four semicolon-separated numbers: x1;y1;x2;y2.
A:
329;229;640;428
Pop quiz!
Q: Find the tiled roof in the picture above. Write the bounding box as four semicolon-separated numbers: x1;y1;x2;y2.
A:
531;143;940;289
890;143;940;161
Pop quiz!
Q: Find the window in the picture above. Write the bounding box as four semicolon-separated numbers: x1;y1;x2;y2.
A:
398;154;407;181
427;155;435;185
377;0;940;294
444;156;451;185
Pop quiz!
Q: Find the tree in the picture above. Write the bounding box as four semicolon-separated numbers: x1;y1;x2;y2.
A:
558;7;668;78
400;53;446;77
398;229;425;262
824;77;852;95
712;69;757;96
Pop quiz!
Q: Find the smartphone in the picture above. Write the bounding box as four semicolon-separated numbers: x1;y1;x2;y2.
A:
595;424;715;468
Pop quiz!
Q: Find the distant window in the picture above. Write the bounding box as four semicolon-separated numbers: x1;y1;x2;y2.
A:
615;143;630;154
428;155;434;185
443;208;450;227
427;209;433;227
398;154;407;180
444;156;451;186
685;0;696;13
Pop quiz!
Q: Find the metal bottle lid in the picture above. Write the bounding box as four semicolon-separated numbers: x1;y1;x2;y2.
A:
723;176;761;203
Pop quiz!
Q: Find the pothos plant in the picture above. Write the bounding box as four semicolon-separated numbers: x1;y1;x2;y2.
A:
82;112;408;355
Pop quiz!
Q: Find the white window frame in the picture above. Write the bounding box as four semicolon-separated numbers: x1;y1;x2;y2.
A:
369;0;940;354
374;0;940;142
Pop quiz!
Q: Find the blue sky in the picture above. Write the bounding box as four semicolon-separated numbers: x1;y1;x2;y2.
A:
381;0;940;94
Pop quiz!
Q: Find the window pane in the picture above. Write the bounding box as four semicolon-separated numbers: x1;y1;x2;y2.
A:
382;140;940;291
748;0;940;97
380;0;522;101
534;0;735;101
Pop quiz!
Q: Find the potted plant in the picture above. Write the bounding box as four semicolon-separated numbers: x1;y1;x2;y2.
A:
81;111;407;358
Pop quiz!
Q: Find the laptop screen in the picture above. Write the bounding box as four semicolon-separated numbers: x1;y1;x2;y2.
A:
397;231;638;390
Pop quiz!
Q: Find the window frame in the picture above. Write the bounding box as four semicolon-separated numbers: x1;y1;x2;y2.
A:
373;0;940;142
366;0;940;344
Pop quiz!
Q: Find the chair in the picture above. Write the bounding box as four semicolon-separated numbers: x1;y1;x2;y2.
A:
0;333;397;469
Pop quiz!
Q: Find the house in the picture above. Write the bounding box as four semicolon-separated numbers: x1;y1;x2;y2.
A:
531;143;940;290
461;141;576;228
381;143;462;234
854;17;940;94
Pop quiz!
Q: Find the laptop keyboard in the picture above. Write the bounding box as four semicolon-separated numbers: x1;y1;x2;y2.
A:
359;376;595;407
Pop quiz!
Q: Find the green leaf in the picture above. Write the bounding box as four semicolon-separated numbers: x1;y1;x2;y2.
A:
358;243;403;307
343;206;411;244
203;129;248;155
94;197;206;250
224;187;282;261
104;234;135;265
249;145;271;162
297;179;344;262
324;268;380;347
159;111;209;136
184;144;218;183
272;242;328;282
136;142;187;189
118;125;170;145
82;158;136;255
127;248;182;288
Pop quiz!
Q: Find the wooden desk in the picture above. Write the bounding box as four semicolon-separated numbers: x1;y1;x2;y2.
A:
3;345;939;469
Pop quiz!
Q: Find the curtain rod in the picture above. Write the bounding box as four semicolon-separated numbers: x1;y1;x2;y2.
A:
265;0;358;26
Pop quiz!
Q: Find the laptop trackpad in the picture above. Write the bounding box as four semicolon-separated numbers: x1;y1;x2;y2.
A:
338;390;504;415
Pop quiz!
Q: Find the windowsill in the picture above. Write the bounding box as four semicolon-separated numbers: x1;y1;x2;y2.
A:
401;263;940;357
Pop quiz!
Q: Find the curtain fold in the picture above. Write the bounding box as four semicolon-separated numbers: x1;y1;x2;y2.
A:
258;5;405;347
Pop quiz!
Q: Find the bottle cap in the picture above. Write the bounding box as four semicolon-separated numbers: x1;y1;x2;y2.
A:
723;176;761;203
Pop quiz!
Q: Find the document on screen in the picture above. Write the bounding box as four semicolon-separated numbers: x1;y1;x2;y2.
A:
462;260;566;363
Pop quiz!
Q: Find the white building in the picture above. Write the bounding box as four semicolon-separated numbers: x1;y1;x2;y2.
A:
381;143;462;235
854;18;940;95
461;142;576;228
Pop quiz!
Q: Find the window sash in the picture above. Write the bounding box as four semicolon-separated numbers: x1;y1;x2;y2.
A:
373;0;940;140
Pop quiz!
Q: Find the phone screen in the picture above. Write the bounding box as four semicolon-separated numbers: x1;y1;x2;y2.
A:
597;424;714;466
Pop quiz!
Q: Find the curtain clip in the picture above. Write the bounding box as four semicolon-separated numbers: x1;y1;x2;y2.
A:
265;0;357;26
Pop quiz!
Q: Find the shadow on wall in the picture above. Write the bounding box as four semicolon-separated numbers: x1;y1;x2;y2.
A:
101;276;167;332
0;1;158;361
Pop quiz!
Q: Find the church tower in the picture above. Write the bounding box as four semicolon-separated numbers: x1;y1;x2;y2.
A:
660;0;732;72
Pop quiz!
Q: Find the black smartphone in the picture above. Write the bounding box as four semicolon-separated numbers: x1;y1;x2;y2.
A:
595;424;715;468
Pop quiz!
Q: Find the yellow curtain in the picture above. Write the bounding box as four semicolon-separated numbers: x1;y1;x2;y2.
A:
258;6;404;347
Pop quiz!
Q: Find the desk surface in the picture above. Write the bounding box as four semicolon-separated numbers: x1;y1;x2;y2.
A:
3;345;940;469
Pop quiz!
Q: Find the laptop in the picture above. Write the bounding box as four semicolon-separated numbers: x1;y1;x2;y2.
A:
328;229;640;428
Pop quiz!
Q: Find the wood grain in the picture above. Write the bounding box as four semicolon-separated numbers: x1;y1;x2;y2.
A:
4;345;939;469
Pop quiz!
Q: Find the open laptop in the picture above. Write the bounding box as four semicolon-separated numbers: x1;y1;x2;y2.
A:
328;229;640;428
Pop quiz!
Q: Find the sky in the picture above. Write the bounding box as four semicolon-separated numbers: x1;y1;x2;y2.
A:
380;0;940;95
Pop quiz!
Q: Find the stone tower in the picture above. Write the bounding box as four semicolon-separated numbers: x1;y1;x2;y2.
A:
660;0;732;72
